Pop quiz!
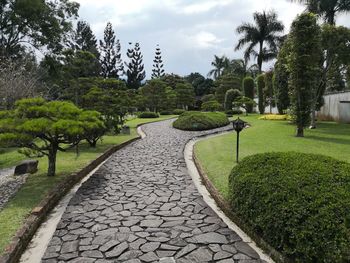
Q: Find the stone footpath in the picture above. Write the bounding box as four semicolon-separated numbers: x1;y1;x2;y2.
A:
42;120;265;263
0;167;27;211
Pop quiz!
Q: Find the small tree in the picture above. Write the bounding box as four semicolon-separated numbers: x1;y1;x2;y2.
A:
0;98;105;176
289;13;322;137
175;83;195;109
233;96;257;116
264;71;274;113
274;39;291;114
99;22;123;79
257;74;265;114
140;79;167;112
151;45;165;79
125;42;146;89
0;58;41;110
201;94;216;103
243;77;255;113
202;100;223;112
164;87;177;110
224;89;242;111
215;74;241;105
83;87;130;134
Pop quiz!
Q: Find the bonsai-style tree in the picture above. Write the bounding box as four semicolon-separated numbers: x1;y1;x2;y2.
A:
0;98;105;176
233;96;257;116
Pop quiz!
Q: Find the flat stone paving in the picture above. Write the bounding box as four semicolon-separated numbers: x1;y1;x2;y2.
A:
42;120;265;263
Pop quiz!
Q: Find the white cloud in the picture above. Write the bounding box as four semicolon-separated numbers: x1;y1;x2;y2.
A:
181;0;233;14
193;31;223;48
74;0;350;78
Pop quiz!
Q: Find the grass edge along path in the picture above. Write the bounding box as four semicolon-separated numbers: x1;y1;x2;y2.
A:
0;115;177;255
194;114;350;199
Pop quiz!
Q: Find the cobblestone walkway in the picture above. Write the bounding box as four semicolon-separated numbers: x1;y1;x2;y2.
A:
42;120;265;263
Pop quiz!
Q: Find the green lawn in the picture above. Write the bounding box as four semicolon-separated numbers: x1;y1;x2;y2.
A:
0;115;176;255
195;114;350;199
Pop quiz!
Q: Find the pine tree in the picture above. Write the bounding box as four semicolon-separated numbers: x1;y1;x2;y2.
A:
125;42;146;89
99;22;123;79
73;21;100;59
151;45;165;79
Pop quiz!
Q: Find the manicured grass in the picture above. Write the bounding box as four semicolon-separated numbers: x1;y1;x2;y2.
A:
195;114;350;199
0;115;176;255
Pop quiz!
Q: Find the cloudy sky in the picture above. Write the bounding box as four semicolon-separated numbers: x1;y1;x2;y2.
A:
75;0;350;79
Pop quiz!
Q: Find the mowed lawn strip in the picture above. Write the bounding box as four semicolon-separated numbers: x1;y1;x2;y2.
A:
0;115;176;255
194;114;350;199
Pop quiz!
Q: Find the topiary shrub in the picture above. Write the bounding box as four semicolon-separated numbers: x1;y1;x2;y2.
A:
201;100;223;112
138;112;159;118
159;110;173;115
173;109;186;115
229;152;350;262
173;112;229;131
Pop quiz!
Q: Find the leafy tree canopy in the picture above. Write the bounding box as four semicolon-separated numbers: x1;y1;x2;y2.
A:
0;98;105;176
0;0;79;58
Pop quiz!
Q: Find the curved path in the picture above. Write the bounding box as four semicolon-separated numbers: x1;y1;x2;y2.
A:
42;120;266;263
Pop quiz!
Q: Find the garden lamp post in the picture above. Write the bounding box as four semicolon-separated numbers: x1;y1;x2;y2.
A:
232;117;246;163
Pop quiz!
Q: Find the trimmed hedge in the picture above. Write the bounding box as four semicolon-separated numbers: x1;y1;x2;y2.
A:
173;109;186;115
173;112;229;131
138;112;159;118
229;152;350;262
159;110;173;115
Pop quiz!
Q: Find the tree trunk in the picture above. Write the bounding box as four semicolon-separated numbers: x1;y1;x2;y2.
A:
88;139;97;148
47;146;58;176
258;42;263;73
310;110;316;129
296;126;304;137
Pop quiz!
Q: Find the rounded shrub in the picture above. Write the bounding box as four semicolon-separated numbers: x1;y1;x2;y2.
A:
138;112;159;118
173;112;229;131
229;152;350;262
159;110;173;115
173;109;186;115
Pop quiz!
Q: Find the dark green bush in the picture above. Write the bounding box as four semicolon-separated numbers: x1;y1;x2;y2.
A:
173;112;229;131
159;110;173;115
138;112;159;118
229;152;350;262
173;109;186;115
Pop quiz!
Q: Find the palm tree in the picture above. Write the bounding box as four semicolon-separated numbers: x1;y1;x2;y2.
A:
291;0;350;25
207;55;230;79
235;11;284;73
224;59;259;79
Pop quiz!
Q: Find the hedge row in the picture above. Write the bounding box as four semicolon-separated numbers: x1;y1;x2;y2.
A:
137;112;159;118
173;111;229;131
229;152;350;262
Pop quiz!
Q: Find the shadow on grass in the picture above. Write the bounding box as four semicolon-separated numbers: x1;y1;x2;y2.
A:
311;122;350;137
304;135;350;145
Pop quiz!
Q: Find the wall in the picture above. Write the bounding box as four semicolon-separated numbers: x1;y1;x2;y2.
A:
317;92;350;123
